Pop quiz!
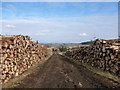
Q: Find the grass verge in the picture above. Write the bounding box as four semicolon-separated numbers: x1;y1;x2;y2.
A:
2;54;53;88
63;55;120;83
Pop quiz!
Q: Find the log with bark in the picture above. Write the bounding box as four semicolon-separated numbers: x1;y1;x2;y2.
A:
65;39;120;76
0;35;52;84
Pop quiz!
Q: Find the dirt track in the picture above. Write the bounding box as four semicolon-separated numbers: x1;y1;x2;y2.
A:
14;53;120;88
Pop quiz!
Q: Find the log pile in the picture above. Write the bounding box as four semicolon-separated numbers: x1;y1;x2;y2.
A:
0;35;52;84
65;39;120;76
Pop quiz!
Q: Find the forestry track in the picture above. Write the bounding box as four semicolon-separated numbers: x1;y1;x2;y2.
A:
14;53;120;88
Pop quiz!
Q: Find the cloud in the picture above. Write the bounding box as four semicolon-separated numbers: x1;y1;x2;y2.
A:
36;30;50;36
5;24;16;28
27;30;50;36
31;33;46;36
41;30;50;33
2;14;118;42
79;33;87;36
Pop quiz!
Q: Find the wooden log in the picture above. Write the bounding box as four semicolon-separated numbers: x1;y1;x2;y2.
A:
1;35;52;84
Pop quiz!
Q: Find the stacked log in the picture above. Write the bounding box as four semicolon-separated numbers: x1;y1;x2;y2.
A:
65;39;120;76
0;35;52;84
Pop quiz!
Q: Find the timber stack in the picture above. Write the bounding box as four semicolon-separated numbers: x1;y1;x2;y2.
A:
0;35;52;84
65;39;120;76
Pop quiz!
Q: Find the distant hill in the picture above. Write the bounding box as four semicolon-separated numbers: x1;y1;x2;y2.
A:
80;41;93;45
80;38;119;45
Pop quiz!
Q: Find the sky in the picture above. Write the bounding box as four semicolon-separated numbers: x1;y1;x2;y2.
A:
0;1;119;43
2;0;120;2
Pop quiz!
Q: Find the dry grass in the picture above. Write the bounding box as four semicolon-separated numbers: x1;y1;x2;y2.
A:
2;54;52;88
64;55;120;83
